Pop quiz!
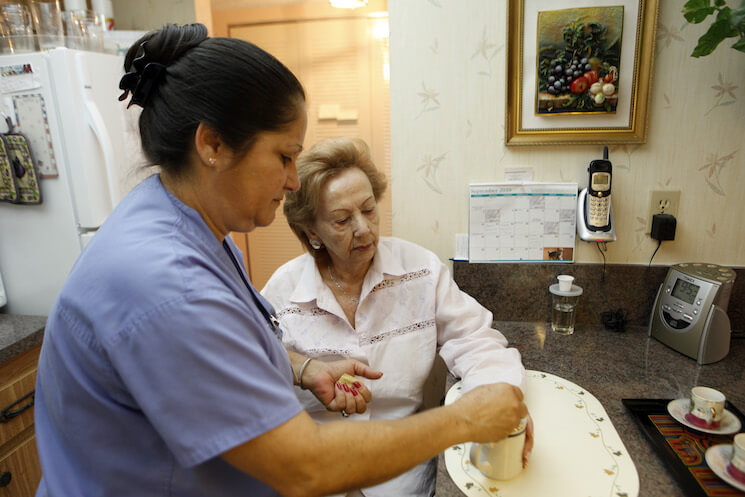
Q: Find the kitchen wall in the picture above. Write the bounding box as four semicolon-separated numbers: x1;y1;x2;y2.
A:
108;0;744;269
111;0;196;30
389;0;745;268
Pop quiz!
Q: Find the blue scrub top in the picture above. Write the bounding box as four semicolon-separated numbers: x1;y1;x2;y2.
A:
34;175;303;497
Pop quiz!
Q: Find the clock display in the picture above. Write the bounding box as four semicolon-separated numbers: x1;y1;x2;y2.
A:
671;279;700;305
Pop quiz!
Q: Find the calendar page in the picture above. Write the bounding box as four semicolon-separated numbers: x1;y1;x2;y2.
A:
469;183;577;263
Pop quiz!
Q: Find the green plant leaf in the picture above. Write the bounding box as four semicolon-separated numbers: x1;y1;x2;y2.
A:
731;8;745;30
715;5;737;25
715;0;727;6
733;36;745;51
691;18;739;56
683;0;716;23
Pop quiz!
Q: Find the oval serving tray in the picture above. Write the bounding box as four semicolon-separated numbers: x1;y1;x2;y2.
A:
444;370;639;497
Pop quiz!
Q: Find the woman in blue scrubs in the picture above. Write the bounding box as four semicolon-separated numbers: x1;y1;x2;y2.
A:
33;23;527;497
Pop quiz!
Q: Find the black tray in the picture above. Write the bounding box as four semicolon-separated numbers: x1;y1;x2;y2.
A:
623;398;745;497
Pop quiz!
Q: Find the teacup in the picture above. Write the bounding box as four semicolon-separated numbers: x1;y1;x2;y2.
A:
728;433;745;483
685;386;725;428
469;419;526;480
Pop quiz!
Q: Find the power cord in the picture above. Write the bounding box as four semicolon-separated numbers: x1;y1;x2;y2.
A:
648;239;662;267
594;240;627;331
648;213;676;268
595;241;607;284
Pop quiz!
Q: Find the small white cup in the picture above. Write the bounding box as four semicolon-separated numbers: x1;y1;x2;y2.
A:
557;274;574;292
469;420;526;480
687;386;725;427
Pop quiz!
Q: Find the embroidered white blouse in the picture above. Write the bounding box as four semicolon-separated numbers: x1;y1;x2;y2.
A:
261;237;525;497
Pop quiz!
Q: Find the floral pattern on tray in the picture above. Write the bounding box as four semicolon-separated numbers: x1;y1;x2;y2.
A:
444;370;639;497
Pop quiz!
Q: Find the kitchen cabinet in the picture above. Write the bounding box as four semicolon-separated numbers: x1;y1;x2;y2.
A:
0;344;41;497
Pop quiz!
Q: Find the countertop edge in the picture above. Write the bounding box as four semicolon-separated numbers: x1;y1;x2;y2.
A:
0;314;46;365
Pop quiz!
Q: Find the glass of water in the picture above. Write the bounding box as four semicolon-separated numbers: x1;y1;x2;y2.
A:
549;277;582;334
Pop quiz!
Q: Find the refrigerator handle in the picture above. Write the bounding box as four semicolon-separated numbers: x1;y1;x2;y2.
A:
84;98;121;208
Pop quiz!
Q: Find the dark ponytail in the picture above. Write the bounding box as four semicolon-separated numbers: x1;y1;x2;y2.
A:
121;23;305;175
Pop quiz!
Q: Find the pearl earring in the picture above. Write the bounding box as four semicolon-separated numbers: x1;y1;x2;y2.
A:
310;239;322;250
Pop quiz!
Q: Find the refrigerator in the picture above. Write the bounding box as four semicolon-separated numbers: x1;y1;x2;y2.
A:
0;47;145;316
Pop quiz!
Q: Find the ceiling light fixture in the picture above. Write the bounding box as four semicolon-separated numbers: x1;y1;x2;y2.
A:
329;0;368;8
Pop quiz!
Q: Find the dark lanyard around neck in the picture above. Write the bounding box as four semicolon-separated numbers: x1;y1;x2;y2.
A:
222;240;281;337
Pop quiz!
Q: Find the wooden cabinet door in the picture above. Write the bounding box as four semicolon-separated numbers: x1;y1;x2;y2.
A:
0;429;41;497
0;344;41;497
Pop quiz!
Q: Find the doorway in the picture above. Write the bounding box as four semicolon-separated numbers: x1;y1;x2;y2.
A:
212;3;391;289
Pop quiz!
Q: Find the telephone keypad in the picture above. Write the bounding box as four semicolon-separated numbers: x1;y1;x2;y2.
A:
588;196;610;227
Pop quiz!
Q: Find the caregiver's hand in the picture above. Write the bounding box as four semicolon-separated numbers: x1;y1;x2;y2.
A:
300;357;383;415
523;413;534;467
454;382;528;444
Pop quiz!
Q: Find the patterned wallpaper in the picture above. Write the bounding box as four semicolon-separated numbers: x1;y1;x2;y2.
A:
389;0;745;268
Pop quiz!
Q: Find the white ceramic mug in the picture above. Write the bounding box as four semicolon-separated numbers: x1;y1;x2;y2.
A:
729;433;745;481
688;386;725;427
469;420;526;480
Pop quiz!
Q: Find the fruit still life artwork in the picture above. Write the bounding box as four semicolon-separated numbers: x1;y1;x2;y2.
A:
536;6;624;115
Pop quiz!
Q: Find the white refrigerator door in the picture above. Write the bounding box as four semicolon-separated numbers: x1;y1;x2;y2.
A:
48;48;137;229
0;51;83;315
0;49;140;316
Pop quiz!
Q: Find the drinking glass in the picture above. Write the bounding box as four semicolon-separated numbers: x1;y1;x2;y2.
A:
0;3;36;54
64;9;104;52
549;278;583;335
30;0;64;50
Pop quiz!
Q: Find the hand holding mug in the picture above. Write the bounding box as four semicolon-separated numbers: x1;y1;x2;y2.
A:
470;417;527;480
454;382;528;444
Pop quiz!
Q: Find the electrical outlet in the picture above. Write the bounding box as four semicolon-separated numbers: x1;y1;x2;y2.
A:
648;190;680;231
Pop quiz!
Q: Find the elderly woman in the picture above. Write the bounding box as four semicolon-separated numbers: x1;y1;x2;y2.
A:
262;137;532;497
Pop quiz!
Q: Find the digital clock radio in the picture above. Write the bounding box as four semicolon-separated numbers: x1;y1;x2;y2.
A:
649;263;736;365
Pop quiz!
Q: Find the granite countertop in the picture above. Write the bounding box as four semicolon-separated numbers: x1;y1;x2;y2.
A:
436;321;745;497
0;313;46;364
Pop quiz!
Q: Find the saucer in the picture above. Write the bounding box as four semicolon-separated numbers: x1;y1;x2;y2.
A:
667;398;742;435
705;444;745;493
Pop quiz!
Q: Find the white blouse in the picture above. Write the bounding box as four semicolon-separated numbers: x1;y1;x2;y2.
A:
261;237;525;497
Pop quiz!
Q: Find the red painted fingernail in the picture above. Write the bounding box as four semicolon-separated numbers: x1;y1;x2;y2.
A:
336;383;342;390
343;384;350;392
352;389;358;396
353;381;361;388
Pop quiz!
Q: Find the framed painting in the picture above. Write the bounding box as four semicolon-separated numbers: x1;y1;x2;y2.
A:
505;0;660;146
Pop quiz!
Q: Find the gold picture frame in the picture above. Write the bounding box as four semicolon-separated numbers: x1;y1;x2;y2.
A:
505;0;659;146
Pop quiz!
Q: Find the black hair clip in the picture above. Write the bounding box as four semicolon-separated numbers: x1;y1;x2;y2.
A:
118;42;167;109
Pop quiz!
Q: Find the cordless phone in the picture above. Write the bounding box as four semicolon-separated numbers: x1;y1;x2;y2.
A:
586;147;612;231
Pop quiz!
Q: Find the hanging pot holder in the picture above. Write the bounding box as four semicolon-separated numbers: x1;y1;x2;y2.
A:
1;133;42;204
0;137;19;203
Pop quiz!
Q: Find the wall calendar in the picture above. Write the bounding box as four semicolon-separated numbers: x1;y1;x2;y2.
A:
468;182;577;263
